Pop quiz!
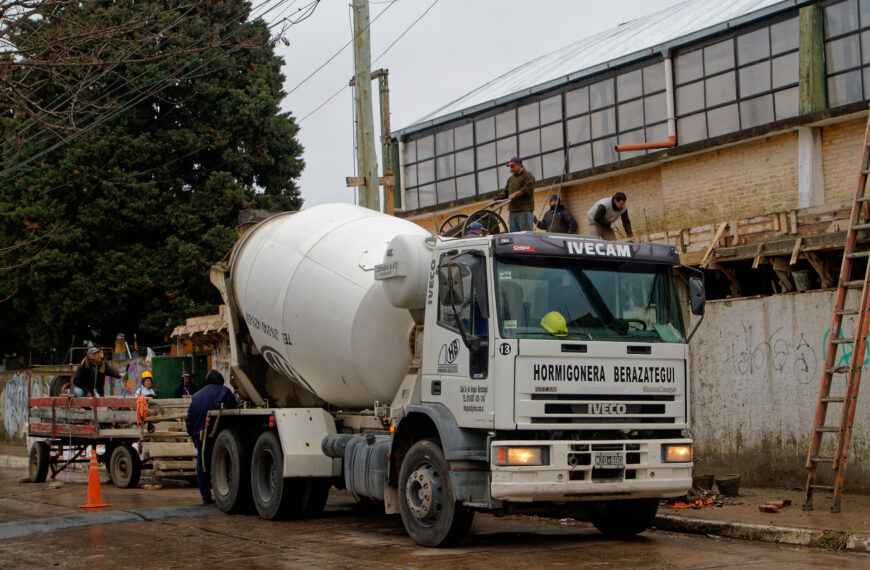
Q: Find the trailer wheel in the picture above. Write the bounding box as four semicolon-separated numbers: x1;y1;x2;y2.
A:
250;431;311;520
212;428;253;513
590;498;659;538
29;442;50;483
109;444;141;488
398;440;474;547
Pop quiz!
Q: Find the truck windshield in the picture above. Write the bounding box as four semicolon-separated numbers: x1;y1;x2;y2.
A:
495;256;686;342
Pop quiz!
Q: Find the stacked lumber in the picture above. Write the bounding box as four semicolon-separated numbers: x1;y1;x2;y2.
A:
141;398;196;478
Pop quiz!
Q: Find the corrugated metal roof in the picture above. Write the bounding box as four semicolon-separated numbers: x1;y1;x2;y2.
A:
398;0;796;136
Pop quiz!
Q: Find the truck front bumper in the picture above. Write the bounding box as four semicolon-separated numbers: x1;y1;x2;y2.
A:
490;439;692;502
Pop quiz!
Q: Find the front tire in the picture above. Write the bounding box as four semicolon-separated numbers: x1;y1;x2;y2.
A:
109;444;141;488
29;441;50;483
398;440;474;547
211;428;253;513
590;498;659;538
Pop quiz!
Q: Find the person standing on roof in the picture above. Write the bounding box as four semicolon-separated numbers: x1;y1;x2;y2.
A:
73;347;124;397
586;192;633;240
537;195;578;234
499;156;536;232
185;369;237;504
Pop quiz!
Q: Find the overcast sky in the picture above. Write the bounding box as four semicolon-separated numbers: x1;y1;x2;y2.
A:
276;0;684;208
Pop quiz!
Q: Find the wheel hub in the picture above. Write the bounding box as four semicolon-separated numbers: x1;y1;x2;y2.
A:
405;463;442;522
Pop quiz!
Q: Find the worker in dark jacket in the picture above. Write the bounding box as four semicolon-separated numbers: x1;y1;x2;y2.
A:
586;191;633;240
537;195;578;234
174;372;198;397
73;347;124;397
499;156;536;232
185;369;237;504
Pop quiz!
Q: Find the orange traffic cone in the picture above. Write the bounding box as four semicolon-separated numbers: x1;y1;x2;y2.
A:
79;449;111;509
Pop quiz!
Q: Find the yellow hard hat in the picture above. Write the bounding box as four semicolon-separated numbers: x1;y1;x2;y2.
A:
541;311;568;337
142;371;153;379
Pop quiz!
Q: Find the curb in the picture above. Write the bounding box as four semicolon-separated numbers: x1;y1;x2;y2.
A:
654;514;870;553
0;454;27;469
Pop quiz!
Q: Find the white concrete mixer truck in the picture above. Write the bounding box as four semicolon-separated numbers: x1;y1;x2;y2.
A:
204;203;705;547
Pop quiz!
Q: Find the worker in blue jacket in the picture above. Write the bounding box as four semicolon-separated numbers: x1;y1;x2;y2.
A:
185;369;237;504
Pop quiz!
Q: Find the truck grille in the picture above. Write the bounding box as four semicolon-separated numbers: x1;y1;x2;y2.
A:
520;393;678;425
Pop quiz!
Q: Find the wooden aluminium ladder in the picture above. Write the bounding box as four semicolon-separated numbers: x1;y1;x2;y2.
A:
803;113;870;513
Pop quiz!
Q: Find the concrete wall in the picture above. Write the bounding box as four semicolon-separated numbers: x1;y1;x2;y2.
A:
690;290;870;492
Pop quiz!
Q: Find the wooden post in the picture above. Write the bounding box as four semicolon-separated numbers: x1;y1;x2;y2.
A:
373;69;394;215
799;4;826;115
352;0;380;212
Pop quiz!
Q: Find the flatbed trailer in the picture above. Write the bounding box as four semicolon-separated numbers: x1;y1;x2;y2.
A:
27;396;144;488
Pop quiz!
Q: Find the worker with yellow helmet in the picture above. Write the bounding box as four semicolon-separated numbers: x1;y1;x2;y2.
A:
134;371;157;398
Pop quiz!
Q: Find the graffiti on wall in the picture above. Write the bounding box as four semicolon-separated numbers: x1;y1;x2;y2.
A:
721;325;818;384
1;374;49;440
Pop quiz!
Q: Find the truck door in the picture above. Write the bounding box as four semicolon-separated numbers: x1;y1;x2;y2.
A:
422;251;493;428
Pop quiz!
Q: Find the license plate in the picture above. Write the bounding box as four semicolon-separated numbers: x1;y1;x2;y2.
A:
594;452;624;469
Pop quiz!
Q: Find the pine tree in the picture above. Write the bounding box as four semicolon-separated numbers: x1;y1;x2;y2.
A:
0;1;304;358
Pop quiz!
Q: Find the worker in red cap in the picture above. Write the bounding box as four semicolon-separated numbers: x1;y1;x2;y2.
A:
499;156;536;232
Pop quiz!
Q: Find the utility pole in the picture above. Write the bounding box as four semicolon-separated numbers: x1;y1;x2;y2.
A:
351;0;380;212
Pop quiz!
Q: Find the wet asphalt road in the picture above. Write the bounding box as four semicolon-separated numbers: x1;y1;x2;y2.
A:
0;466;867;569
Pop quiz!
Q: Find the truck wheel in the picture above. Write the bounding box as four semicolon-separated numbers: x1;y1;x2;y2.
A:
590;498;659;538
303;478;331;517
398;440;474;547
251;431;312;520
212;429;253;513
110;444;141;488
29;442;50;483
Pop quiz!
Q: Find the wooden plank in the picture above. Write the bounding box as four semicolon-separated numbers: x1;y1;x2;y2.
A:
710;262;742;296
701;222;729;268
29;397;136;409
771;257;796;292
805;251;835;288
153;460;196;471
145;413;187;422
30;408;136;422
790;237;803;266
752;245;765;269
146;442;196;457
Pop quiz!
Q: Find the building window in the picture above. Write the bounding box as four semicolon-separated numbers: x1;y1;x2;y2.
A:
674;14;799;143
824;0;870;108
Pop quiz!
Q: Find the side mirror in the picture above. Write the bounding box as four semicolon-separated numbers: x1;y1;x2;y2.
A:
689;277;705;316
438;266;464;306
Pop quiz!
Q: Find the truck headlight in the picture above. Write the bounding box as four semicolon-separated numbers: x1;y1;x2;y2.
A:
662;444;693;463
494;446;548;466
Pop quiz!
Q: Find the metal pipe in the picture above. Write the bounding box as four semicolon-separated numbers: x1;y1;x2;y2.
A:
615;51;677;153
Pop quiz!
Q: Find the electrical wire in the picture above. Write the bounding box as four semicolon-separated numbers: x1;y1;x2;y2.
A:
297;0;440;124
0;0;307;182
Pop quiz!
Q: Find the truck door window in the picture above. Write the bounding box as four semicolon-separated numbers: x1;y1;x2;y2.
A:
437;253;489;378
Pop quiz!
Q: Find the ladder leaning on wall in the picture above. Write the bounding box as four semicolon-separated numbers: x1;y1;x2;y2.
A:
803;112;870;513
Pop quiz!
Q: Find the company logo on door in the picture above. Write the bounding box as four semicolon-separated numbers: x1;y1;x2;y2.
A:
438;339;460;374
590;402;627;415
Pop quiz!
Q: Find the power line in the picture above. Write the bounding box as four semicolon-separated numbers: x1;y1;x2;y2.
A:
0;0;309;182
297;0;441;124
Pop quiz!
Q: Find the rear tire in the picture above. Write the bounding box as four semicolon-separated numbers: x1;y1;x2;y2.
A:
250;431;310;520
109;444;141;488
590;498;659;538
211;428;253;513
303;478;331;517
398;440;474;547
29;442;50;483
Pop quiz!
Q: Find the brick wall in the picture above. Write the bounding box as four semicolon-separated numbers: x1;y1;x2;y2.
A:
822;117;866;204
